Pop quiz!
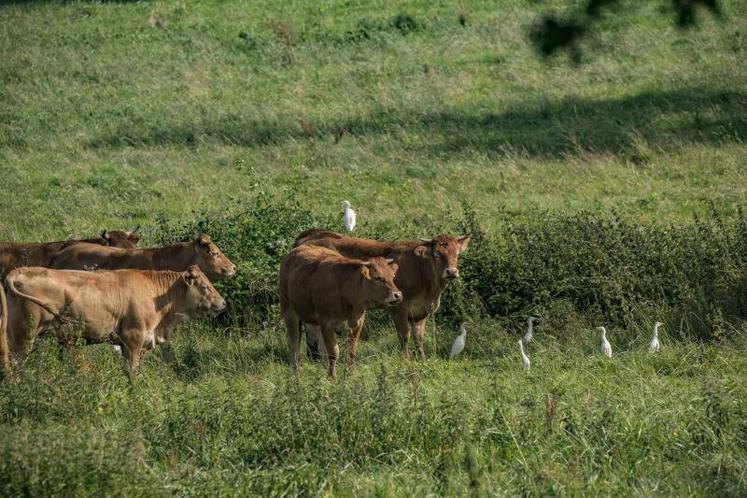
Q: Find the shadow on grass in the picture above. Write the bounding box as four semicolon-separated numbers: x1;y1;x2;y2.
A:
89;87;746;159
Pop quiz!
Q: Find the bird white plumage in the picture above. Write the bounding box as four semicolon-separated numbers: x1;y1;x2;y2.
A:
112;345;122;355
342;200;356;232
598;326;612;358
449;323;467;358
649;321;662;353
518;340;530;370
523;316;537;345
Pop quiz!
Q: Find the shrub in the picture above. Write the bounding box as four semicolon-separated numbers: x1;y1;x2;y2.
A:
155;195;747;340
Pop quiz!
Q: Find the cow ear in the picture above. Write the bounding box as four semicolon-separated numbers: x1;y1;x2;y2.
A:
414;245;430;258
458;236;471;252
359;264;371;279
183;271;196;286
128;226;141;242
196;234;211;246
183;265;200;285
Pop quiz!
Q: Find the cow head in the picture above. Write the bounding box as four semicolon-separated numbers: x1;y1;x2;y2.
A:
360;257;402;306
182;265;227;315
192;233;237;281
414;235;471;281
101;228;140;248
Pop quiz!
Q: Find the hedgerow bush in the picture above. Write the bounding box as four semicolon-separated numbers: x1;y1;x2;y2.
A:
155;195;747;341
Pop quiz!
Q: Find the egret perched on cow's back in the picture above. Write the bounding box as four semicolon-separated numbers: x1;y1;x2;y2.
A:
649;322;662;353
598;326;612;358
342;200;356;232
518;340;530;370
523;316;537;345
450;322;467;359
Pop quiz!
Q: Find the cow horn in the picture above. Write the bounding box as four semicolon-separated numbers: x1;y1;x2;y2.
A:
360;261;371;267
385;258;395;264
419;238;432;244
102;230;110;239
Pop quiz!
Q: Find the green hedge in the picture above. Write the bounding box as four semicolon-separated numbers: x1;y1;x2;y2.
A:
158;195;747;340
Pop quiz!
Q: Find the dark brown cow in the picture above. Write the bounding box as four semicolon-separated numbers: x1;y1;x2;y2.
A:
279;245;401;378
0;229;140;276
294;229;470;359
0;265;225;378
49;233;236;282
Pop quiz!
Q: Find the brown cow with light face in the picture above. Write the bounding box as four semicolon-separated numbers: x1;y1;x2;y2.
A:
279;245;401;378
294;229;470;359
0;265;224;377
0;229;140;276
49;233;236;282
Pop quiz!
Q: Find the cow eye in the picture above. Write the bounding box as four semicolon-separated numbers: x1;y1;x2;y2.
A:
210;252;219;258
375;276;384;282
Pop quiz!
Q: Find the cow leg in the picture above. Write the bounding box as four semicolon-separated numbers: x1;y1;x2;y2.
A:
159;341;174;364
390;308;411;359
413;319;427;360
345;314;365;365
8;311;40;366
320;324;339;379
306;324;324;362
283;309;301;369
120;331;145;380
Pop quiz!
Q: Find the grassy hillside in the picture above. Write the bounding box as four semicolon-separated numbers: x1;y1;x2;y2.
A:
1;0;745;239
1;0;747;496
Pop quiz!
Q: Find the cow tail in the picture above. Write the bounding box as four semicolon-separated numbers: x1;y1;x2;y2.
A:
6;276;60;318
0;277;10;376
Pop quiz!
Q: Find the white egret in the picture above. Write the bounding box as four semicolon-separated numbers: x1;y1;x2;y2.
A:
113;345;122;355
523;316;537;345
649;322;662;353
449;322;467;358
518;340;530;370
598;326;612;358
342;200;356;232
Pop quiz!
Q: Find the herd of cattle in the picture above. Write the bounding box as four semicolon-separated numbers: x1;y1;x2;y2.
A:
0;227;470;379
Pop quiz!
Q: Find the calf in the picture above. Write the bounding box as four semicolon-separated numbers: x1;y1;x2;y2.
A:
279;245;401;378
0;265;225;377
294;229;470;359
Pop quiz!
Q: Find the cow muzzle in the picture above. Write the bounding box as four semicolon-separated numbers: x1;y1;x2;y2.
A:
443;267;459;280
223;266;237;278
212;299;227;312
386;291;403;305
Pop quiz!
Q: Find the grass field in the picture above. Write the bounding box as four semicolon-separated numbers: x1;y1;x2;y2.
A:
1;0;747;496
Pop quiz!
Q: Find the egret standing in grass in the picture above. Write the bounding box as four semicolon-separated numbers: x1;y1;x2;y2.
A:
649;322;662;353
342;200;356;232
450;322;467;359
523;316;537;345
518;340;530;370
598;326;612;358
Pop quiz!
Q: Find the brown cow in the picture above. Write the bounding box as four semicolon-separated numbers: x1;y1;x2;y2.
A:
0;265;225;377
279;245;402;378
294;229;470;359
0;229;140;276
49;233;236;282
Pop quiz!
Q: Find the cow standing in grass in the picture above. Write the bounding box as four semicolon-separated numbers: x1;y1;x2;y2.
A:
0;265;225;378
0;229;140;276
48;233;236;360
294;229;470;359
279;245;402;378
